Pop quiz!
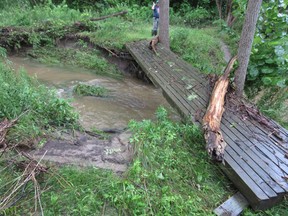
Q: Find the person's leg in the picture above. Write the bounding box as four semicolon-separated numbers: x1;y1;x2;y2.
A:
152;17;158;36
154;18;159;35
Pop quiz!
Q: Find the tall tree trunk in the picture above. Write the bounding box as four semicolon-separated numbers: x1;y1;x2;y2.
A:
159;0;170;49
226;0;235;27
215;0;222;20
235;0;262;96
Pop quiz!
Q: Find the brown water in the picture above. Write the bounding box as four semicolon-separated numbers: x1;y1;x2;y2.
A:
9;56;176;130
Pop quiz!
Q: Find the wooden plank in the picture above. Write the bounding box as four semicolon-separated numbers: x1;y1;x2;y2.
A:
223;152;269;203
126;43;195;117
214;192;249;216
223;112;288;176
128;43;206;116
221;126;285;195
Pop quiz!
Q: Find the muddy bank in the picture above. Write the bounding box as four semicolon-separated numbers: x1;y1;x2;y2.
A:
32;130;133;173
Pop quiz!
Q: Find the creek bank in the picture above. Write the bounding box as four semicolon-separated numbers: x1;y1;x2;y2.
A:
31;130;133;173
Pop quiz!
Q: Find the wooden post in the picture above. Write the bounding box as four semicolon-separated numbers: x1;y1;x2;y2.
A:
159;0;170;49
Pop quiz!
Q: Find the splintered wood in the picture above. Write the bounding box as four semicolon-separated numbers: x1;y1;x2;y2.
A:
202;56;237;162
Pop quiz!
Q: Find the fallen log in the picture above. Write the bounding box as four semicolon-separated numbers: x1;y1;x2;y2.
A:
90;11;128;21
202;55;237;162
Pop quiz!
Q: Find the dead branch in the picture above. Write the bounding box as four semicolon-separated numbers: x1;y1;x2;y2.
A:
202;56;237;162
0;151;48;211
0;118;17;150
90;11;128;21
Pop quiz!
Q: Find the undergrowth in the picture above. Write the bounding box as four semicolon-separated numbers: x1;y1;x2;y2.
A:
73;83;108;97
28;46;122;79
246;86;288;129
170;27;226;74
0;58;79;143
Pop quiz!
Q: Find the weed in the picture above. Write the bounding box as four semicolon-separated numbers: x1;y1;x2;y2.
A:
73;84;108;97
0;61;79;143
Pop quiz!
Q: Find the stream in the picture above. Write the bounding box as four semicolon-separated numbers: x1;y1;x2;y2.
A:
9;56;176;130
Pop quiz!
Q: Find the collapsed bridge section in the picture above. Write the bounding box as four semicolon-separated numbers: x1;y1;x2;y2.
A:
126;40;288;210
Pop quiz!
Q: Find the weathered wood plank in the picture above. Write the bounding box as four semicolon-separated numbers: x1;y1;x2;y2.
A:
214;192;249;216
223;112;288;176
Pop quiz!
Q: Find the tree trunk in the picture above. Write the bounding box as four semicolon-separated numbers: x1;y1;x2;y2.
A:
235;0;262;96
159;0;170;49
202;56;237;162
90;11;127;21
226;0;235;27
215;0;223;20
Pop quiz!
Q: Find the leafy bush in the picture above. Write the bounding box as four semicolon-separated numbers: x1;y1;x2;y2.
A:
247;2;288;88
73;84;108;97
175;3;213;27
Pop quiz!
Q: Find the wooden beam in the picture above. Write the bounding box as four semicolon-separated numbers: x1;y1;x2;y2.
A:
214;192;249;216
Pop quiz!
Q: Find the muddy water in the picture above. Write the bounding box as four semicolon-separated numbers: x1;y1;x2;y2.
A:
10;56;175;130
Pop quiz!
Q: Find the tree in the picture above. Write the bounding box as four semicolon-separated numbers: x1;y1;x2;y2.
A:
159;0;170;49
235;0;262;96
215;0;236;27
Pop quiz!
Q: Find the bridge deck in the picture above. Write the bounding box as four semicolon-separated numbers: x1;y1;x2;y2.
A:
126;40;288;210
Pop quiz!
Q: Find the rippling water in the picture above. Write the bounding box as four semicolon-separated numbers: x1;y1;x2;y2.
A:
9;56;177;130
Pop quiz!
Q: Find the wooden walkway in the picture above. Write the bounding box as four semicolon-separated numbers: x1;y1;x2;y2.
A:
126;40;288;210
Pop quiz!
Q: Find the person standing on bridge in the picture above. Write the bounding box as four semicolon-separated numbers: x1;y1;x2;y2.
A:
151;1;160;36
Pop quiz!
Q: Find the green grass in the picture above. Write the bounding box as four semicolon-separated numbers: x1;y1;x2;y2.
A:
170;26;226;74
247;86;288;129
73;83;108;97
0;3;88;27
84;18;152;50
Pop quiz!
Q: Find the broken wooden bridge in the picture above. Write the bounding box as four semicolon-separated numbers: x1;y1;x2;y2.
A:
126;40;288;211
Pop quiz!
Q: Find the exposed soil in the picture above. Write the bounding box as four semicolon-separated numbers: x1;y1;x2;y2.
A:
31;130;133;174
220;41;232;63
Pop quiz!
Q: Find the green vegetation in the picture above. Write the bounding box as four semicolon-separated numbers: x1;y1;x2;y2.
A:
28;46;122;78
0;59;78;142
171;27;225;74
73;83;108;97
248;2;288;88
247;86;288;129
2;108;287;215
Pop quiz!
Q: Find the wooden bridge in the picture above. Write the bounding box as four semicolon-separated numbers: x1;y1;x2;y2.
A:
126;40;288;211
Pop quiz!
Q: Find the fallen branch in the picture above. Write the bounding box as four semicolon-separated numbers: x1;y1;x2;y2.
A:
90;11;128;21
0;118;18;150
202;55;237;162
